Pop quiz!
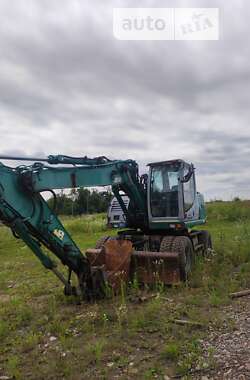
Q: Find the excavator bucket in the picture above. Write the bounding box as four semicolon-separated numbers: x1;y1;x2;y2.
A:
130;251;180;285
86;239;181;292
86;239;133;292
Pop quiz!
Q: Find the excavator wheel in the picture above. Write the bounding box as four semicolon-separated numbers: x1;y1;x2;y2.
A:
199;230;212;257
161;236;193;281
89;267;106;300
173;236;193;281
160;236;176;252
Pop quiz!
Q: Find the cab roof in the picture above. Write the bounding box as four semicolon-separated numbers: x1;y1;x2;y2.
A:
147;159;188;167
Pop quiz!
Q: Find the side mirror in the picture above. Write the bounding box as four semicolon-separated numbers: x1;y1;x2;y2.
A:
181;164;194;183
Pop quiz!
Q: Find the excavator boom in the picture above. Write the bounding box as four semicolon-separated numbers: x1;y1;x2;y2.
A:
0;155;147;298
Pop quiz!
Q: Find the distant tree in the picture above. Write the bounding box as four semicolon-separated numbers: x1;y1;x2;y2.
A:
75;188;91;214
47;191;73;215
99;191;113;211
233;196;241;202
86;190;112;214
47;188;113;215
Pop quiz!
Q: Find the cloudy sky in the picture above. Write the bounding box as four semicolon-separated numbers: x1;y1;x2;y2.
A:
0;0;249;200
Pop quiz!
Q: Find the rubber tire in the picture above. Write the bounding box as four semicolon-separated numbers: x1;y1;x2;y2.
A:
95;236;110;249
199;231;212;257
169;236;194;281
89;267;106;300
160;236;176;252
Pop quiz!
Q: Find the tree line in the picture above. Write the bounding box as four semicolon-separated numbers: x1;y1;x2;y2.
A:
47;188;113;215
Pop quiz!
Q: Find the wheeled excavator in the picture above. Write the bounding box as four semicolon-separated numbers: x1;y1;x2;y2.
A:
0;154;211;299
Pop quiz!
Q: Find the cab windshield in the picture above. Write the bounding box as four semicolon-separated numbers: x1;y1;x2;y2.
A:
150;165;179;218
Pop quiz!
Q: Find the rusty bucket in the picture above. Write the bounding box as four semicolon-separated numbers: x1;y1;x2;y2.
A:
130;250;180;285
86;239;133;292
86;240;181;292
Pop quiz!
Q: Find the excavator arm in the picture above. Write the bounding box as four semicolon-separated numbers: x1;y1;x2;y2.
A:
0;155;147;298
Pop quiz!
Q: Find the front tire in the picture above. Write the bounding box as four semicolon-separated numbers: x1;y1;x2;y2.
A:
171;236;193;281
160;236;194;281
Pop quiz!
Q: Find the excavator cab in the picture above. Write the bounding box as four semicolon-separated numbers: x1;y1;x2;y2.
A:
148;159;206;230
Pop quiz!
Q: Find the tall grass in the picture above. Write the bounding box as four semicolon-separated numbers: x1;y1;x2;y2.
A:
206;200;250;222
62;213;107;234
200;200;250;293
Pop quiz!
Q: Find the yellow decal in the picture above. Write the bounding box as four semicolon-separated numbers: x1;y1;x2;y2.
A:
53;229;65;241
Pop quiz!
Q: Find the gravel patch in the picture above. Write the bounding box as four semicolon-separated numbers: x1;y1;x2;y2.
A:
194;296;250;379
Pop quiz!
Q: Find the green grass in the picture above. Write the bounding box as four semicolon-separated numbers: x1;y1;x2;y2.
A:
161;343;180;360
207;199;250;222
0;203;250;379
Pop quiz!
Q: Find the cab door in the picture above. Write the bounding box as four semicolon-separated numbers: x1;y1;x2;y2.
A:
182;164;199;220
148;164;181;222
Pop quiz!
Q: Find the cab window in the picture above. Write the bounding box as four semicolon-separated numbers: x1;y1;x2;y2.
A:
150;165;179;218
183;166;195;212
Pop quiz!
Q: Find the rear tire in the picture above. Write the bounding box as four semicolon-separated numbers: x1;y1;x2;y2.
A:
199;231;212;257
160;236;193;281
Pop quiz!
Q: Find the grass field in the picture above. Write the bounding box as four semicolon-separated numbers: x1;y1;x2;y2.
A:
0;202;250;379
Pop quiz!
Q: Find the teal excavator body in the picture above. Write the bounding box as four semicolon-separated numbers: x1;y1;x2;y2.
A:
0;154;208;299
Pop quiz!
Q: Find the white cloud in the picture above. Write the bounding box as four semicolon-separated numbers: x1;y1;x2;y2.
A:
0;0;250;200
